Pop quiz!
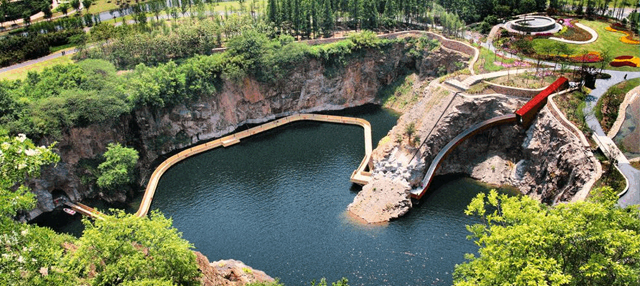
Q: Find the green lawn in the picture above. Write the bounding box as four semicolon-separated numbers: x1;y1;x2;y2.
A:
532;20;640;72
474;47;519;74
0;55;74;81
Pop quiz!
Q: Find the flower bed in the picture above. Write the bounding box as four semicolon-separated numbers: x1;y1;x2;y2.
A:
557;18;574;28
553;19;591;41
606;26;640;45
610;56;640;67
569;51;602;63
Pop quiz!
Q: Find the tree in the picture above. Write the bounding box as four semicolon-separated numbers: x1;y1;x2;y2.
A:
0;135;77;285
404;122;416;144
362;0;378;29
65;210;201;285
58;3;69;15
97;143;139;193
43;5;53;21
71;0;81;11
22;10;31;26
454;189;640;286
82;0;92;13
349;0;363;30
321;0;334;36
268;0;278;24
0;134;59;218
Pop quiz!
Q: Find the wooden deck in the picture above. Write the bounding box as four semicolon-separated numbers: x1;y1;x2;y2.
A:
135;114;373;217
64;202;104;220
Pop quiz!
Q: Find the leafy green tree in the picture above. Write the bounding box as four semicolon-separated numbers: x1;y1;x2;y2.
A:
65;210;201;285
70;0;81;11
57;3;69;16
361;0;378;30
404;122;415;143
0;134;59;217
97;143;139;193
349;0;363;30
382;0;395;26
454;189;640;286
321;0;334;36
82;0;92;13
0;135;73;285
268;0;278;23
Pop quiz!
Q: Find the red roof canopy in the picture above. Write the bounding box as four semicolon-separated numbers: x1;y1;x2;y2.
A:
516;77;568;116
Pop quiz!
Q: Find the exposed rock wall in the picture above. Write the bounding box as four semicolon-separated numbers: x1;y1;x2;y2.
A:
196;252;274;286
349;83;600;223
26;41;469;221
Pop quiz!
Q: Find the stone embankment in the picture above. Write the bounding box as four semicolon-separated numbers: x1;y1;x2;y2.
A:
349;83;600;223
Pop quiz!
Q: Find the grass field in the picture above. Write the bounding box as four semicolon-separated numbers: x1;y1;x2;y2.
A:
0;55;74;81
532;20;640;72
474;47;520;74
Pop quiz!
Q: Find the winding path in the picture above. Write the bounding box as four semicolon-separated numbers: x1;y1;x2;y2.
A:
135;113;372;217
584;71;640;207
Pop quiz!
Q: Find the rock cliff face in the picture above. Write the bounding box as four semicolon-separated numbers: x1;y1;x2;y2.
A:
26;42;468;220
195;252;275;286
349;83;600;223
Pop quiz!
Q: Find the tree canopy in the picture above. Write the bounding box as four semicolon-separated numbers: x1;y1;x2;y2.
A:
454;188;640;286
65;210;201;286
97;143;139;193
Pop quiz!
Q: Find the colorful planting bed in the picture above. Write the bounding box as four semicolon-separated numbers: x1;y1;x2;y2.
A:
610;55;640;67
554;18;592;41
605;26;640;45
569;51;602;63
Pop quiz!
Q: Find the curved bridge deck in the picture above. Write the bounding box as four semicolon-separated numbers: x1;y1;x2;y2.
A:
135;114;372;217
411;114;517;199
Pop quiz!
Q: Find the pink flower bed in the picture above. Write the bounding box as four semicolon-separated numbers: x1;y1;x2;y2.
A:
560;18;574;28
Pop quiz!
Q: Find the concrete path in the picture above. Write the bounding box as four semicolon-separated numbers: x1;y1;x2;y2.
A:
0;0;78;30
0;48;78;75
583;71;640;207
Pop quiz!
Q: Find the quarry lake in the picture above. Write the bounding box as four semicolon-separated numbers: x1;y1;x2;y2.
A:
40;105;510;285
146;105;508;285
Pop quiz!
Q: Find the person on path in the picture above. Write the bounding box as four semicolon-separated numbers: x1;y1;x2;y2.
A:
624;74;628;80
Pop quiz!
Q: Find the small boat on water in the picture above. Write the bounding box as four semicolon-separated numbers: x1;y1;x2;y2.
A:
63;208;76;215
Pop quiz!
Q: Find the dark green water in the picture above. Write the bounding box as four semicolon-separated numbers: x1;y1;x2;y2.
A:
143;105;504;285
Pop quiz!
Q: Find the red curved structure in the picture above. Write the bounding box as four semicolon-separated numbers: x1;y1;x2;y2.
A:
515;77;568;127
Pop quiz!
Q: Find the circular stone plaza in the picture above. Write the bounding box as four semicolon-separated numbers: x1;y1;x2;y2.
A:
505;16;563;34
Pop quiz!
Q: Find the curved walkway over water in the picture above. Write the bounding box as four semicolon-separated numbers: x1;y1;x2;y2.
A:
410;114;517;199
135;113;372;217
